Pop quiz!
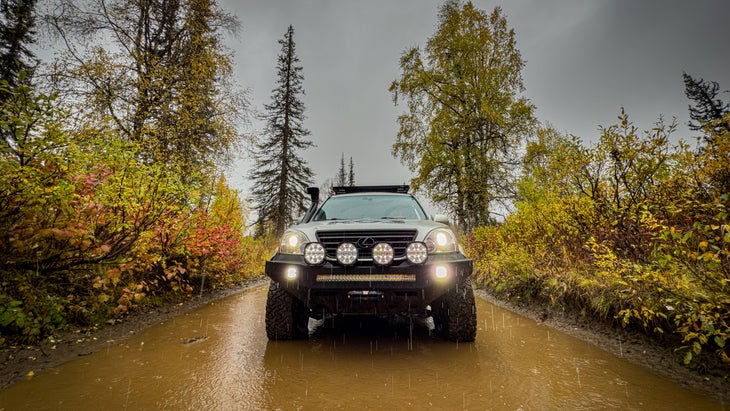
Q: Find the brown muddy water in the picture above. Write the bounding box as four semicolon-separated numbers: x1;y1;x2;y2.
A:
0;284;724;410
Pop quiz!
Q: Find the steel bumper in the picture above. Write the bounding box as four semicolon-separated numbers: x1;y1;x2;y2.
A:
265;253;473;314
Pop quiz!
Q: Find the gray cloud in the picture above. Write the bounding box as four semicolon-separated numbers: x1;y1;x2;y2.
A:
224;0;730;197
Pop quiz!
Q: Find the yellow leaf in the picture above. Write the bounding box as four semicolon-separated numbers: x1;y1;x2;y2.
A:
106;268;121;284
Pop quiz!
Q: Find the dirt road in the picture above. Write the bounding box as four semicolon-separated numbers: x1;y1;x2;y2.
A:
0;282;725;409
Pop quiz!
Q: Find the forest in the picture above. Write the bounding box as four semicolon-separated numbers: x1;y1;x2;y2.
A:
1;0;272;348
1;0;728;374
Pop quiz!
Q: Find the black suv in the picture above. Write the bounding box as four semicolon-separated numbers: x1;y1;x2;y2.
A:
264;185;476;342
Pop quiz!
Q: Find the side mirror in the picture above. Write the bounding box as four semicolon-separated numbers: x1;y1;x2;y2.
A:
433;214;450;225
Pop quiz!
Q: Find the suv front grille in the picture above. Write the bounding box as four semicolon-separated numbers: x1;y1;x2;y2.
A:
316;230;417;264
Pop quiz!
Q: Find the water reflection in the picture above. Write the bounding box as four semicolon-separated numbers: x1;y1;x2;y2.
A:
262;316;483;410
0;285;723;410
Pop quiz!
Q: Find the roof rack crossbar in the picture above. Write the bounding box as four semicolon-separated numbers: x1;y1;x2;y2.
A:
332;185;410;195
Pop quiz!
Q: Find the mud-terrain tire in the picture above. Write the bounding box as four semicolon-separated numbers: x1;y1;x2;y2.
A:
265;281;309;340
431;277;477;342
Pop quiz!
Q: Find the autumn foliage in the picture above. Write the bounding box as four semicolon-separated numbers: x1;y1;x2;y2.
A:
464;110;729;369
0;83;267;346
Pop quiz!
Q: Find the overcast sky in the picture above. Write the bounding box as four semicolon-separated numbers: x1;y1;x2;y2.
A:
222;0;729;196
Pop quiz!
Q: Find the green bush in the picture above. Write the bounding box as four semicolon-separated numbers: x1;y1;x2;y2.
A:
465;113;729;370
0;76;265;347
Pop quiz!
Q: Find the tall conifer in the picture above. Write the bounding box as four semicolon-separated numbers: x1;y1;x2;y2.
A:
336;153;347;186
0;0;37;89
348;156;355;186
1;0;37;149
250;25;314;237
683;72;729;136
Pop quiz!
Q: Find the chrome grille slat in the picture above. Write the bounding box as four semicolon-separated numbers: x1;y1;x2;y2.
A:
316;230;417;261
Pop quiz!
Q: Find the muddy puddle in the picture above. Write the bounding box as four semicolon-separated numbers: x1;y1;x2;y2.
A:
0;284;723;410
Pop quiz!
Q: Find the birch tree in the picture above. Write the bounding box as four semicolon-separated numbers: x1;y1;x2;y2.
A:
390;1;536;231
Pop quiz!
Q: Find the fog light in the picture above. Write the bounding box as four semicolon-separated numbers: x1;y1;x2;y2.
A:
372;243;394;266
304;242;326;265
406;242;428;264
286;267;298;280
336;243;358;265
435;266;448;279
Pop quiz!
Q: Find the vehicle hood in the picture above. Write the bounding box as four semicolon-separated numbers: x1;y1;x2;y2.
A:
291;219;449;243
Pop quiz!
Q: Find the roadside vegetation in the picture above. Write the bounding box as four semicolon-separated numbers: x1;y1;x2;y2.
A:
0;0;270;348
392;1;729;373
464;107;729;370
0;78;272;347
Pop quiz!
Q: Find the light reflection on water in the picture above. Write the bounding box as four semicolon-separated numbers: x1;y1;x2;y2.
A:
0;285;723;410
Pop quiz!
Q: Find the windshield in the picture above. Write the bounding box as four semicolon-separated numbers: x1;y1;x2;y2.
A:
313;195;428;221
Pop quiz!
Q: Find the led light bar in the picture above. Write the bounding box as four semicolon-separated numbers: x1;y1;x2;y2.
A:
316;274;416;282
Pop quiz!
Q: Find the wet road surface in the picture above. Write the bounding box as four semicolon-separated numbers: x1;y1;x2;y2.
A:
0;283;723;410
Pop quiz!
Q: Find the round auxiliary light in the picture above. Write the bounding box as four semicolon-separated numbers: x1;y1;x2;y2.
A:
406;242;428;264
304;242;326;265
336;242;358;265
372;243;394;266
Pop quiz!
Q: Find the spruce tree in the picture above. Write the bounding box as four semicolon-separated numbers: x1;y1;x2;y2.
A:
336;153;347;186
683;72;729;136
683;73;730;194
250;25;314;237
348;156;355;186
1;0;37;151
0;0;37;89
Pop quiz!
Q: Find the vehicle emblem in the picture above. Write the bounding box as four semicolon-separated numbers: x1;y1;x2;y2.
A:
356;237;376;248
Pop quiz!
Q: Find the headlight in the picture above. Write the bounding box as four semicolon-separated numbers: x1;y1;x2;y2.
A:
372;243;394;266
279;230;308;255
304;242;326;265
406;242;428;264
425;228;457;253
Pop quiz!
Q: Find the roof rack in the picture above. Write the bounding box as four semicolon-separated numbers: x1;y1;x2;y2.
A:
332;185;410;195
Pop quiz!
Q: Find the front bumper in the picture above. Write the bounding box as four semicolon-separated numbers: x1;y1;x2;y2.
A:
265;253;473;314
